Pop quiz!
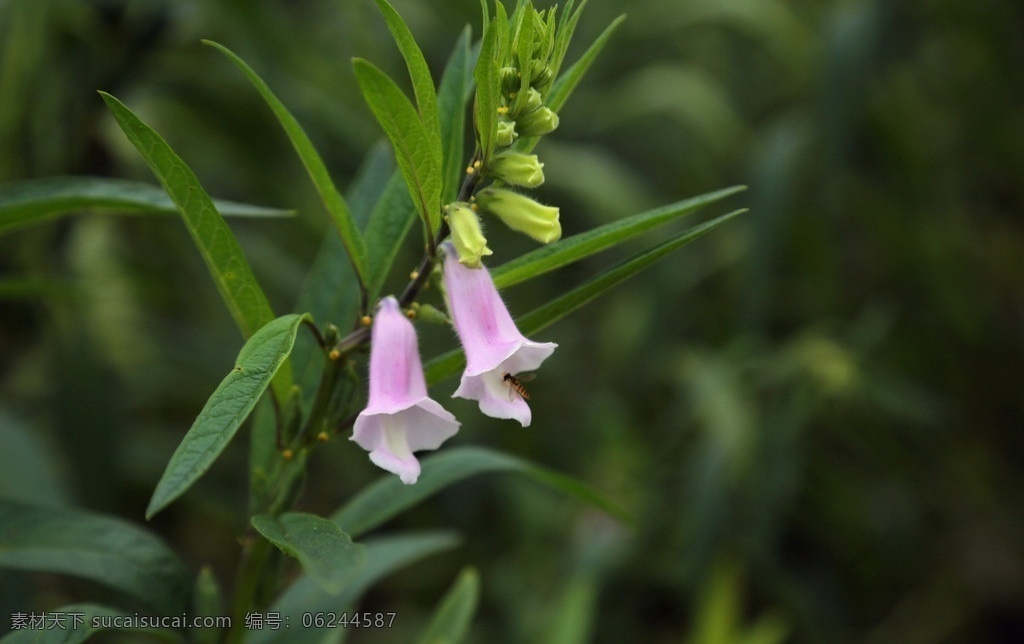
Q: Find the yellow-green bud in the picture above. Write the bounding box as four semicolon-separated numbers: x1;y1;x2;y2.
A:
516;106;559;137
475;187;561;244
517;88;543;116
495;117;518;147
445;202;492;268
487;151;545;188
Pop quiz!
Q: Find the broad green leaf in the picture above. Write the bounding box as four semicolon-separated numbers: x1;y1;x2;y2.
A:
424;209;747;384
256;532;460;644
147;313;311;519
372;0;443;161
99;92;276;342
473;11;502;162
0;603;177;644
203;41;370;290
333;447;631;539
415;567;480;644
492;185;747;288
251;512;365;595
437;27;473;203
0;501;191;615
0;176;292;234
353;59;443;235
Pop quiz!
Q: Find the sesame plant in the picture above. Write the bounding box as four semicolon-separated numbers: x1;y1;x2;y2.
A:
0;0;744;641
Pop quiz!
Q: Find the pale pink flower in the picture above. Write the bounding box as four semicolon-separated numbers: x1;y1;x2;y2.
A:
442;243;557;427
352;297;460;484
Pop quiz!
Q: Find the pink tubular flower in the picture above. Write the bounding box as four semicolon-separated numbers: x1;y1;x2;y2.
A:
352;297;460;484
442;243;557;427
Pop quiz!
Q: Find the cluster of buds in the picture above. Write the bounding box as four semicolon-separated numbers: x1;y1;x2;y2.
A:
448;4;564;268
352;244;556;484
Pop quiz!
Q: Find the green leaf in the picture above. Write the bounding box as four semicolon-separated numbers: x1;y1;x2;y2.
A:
256;532;460;644
371;0;442;158
0;603;178;644
516;209;747;333
98;92;276;342
0;500;191;615
492;185;747;288
424;209;747;384
437;27;473;203
333;447;631;539
473;8;503;161
365;171;418;298
415;567;480;644
548;15;625;113
0;176;293;234
353;59;443;236
203;41;370;291
252;512;365;595
146;313;311;519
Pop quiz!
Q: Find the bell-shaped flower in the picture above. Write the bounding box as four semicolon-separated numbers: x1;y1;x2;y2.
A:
442;244;557;426
352;297;460;484
474;187;561;244
445;202;492;268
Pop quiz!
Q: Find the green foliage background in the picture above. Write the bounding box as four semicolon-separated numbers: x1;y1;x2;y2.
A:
1;0;1022;641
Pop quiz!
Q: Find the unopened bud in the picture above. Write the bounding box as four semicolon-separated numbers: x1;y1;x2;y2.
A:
475;188;561;244
495;117;518;147
445;202;493;268
487;152;545;188
516;106;559;137
500;66;520;95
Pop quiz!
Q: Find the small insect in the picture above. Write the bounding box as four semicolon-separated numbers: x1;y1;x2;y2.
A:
502;372;534;401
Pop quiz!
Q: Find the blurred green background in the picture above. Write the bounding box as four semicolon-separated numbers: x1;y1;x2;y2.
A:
1;0;1022;642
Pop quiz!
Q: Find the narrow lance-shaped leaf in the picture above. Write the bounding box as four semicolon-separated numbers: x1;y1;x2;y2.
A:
353;59;443;236
424;209;747;384
0;500;192;615
438;27;473;203
515;209;747;333
371;0;443;161
492;185;747;288
99;92;276;342
203;41;370;292
333;447;632;539
415;567;480;644
473;12;502;162
251;512;365;595
0;176;293;234
147;313;312;519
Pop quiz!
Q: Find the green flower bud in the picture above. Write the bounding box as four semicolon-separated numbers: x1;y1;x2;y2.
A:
530;63;554;90
475;187;561;244
516;106;559;137
519;87;543;115
500;66;520;95
495;117;518;147
445;202;492;268
487;152;545;188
